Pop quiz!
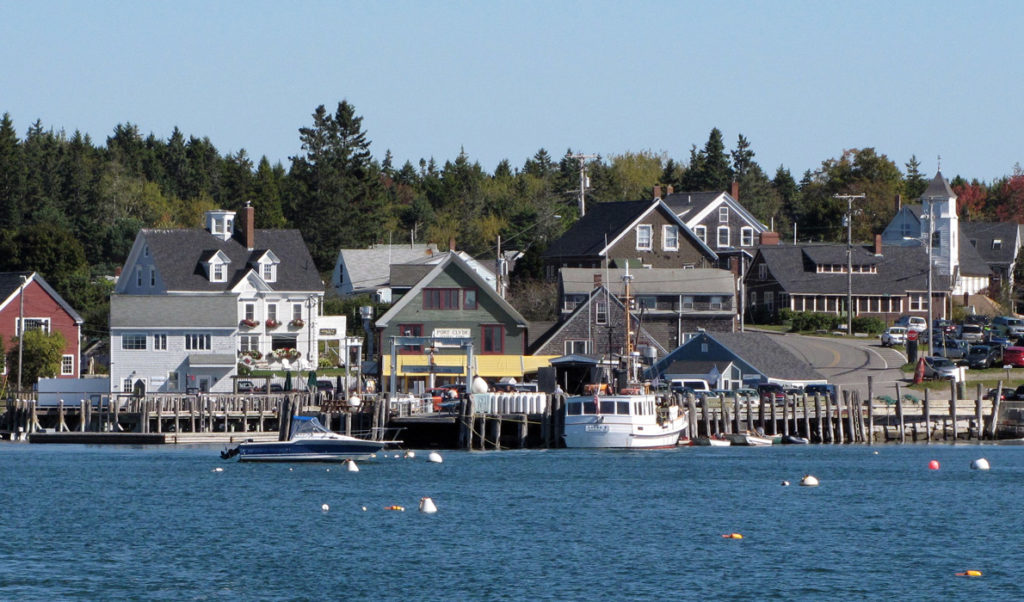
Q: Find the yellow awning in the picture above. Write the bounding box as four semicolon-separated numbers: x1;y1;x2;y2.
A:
381;355;558;378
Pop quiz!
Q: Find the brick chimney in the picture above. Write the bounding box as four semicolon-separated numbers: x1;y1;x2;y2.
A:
449;237;456;252
874;234;883;256
242;201;255;250
731;181;739;200
759;231;779;246
895;194;902;213
667;185;674;195
653;185;662;199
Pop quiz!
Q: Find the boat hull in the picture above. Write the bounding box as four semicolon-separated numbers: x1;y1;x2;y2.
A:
562;394;687;449
236;439;391;462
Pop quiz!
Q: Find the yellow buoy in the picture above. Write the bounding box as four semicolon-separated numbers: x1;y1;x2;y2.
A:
721;533;743;539
956;570;982;577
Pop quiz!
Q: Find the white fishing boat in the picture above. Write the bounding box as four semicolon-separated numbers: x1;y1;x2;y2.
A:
563;391;687;448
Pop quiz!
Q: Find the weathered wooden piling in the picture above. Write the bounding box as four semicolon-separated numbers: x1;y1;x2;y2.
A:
989;381;1003;440
867;376;875;444
923;389;931;443
975;384;984;441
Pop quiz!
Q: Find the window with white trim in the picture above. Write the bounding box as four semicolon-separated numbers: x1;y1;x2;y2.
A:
694;225;706;244
710;296;723;310
185;334;211;350
719;206;729;223
993;239;1003;250
153;334;167;351
909;295;925;311
564;340;590;354
122;377;133;393
682;296;694;309
595;302;607;324
212;263;225;282
17;318;50;335
245;303;255;321
717;226;730;248
292;304;302;321
61;355;74;375
122;333;146;350
262;263;276;282
240;334;259;352
636;224;652;250
758;264;768;280
662;225;679;251
267;304;278;322
740;227;754;247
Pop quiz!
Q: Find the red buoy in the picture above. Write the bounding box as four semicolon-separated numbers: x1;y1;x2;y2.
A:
928;460;940;470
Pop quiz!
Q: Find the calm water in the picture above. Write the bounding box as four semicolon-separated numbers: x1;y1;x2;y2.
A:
1;443;1021;601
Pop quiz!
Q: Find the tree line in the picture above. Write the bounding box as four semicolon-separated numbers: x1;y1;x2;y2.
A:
0;101;1022;344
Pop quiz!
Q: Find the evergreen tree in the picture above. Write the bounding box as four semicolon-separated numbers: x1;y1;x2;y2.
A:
288;101;385;270
904;155;927;199
0;113;25;230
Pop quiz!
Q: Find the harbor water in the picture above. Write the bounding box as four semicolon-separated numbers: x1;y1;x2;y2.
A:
1;443;1022;600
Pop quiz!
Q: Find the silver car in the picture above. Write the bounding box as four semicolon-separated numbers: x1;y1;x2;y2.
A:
923;356;958;380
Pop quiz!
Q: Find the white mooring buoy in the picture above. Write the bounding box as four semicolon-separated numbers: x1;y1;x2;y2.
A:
971;458;991;471
347;459;360;472
419;497;438;514
781;480;790;487
212;467;224;473
405;450;416;459
800;474;819;487
321;503;330;512
428;451;444;464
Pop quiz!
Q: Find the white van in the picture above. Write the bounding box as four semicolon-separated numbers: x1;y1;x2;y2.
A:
670;379;710;394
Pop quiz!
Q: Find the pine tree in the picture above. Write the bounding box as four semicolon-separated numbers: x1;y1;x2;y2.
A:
0;113;25;230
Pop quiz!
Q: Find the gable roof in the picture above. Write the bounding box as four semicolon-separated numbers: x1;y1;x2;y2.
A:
957;228;995;276
560;267;735;296
0;272;84;324
652;331;824;382
754;244;952;294
663;190;768;231
528;285;666;355
375;253;527;328
334;244;438;292
142;229;322;293
542;199;717;261
961;221;1021;265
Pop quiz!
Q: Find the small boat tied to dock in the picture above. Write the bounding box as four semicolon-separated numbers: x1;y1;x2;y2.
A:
561;264;687;449
221;416;401;462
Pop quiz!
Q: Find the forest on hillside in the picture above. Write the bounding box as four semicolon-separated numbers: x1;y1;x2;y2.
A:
1;100;1022;343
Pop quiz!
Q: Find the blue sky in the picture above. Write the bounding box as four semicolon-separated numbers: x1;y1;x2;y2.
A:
3;1;1021;182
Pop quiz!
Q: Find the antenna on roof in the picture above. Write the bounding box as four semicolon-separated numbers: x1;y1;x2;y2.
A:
937;154;942;172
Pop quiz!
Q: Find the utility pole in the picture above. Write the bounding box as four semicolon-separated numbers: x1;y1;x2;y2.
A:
17;274;27;393
834;194;865;335
570;153;596;216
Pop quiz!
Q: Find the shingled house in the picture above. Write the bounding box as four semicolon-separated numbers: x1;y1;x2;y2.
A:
541;199;717;281
745;237;951;323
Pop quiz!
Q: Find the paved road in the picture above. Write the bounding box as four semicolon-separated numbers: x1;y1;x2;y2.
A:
764;332;913;400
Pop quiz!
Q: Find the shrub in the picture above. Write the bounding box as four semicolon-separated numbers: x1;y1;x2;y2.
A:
852;316;886;334
789;311;841;332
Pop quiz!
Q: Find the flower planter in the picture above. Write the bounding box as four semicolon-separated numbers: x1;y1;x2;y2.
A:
265;319;281;329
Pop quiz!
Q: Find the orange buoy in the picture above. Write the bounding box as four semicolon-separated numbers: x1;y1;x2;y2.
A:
956;570;982;577
720;533;743;539
385;505;405;512
929;460;940;470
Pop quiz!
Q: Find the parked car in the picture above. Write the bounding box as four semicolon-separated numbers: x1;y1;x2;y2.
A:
1012;385;1024;401
991;316;1024;337
923;356;958;380
895;315;928;333
966;345;1001;369
880;326;908;347
804;383;837;400
670;379;711;396
933;319;956;334
965;314;990;326
984;387;1008;401
931;338;967;362
1002;346;1024;368
757;382;786;404
236;380;256;393
957;324;985;343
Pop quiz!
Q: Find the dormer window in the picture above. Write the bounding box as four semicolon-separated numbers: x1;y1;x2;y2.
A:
262;263;275;282
993;239;1003;250
205;250;231;283
253;250;281;283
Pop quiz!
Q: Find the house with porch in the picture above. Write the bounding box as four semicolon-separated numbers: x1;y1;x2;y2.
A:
375;252;553;393
0;272;83;381
109;204;324;394
745;236;952;323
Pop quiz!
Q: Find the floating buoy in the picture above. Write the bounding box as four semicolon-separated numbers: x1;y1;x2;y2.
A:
361;506;367;512
405;451;416;459
385;505;405;512
326;468;330;472
428;451;443;464
212;467;224;473
956;570;983;577
346;459;359;472
419;497;438;514
321;503;329;512
929;460;940;470
800;475;819;487
393;454;401;459
971;458;990;471
721;533;743;539
781;480;790;487
289;468;293;471
873;451;879;455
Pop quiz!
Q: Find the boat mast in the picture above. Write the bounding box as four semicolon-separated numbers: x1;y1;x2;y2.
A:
623;263;635;382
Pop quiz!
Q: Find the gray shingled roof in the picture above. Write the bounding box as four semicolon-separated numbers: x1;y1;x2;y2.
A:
921;171;955;200
661;191;723;218
961;221;1020;266
542;200;653;258
143;229;322;293
560;268;735;296
712;332;826;381
111;294;238;328
756;244;952;294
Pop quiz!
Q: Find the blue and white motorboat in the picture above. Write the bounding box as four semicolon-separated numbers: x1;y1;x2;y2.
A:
221;416;399;462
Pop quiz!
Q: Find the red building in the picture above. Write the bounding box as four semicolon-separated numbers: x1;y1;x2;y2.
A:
0;272;83;380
